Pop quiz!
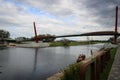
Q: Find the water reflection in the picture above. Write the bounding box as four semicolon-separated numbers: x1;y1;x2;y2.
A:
33;48;38;72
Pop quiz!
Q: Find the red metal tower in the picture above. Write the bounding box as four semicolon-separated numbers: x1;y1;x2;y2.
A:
33;22;39;43
114;6;118;44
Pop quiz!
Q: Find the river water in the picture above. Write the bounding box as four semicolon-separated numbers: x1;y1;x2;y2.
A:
0;44;103;80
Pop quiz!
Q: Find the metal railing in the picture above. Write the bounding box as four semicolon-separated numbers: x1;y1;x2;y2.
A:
79;49;110;80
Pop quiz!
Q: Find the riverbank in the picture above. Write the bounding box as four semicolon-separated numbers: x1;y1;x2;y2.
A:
0;44;6;47
0;44;7;49
8;41;50;48
7;41;106;48
16;42;49;48
50;41;106;47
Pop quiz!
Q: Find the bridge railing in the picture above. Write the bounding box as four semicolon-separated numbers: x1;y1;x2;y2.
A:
79;49;110;80
47;49;111;80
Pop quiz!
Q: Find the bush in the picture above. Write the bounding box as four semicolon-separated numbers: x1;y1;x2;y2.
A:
61;63;82;80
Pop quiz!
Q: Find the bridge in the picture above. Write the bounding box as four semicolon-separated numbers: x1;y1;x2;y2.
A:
33;6;119;44
55;31;120;38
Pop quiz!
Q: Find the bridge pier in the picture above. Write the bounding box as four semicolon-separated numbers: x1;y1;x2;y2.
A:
33;22;39;43
114;6;118;44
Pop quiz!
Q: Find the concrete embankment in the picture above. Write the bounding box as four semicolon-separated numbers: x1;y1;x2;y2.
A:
15;42;50;48
47;72;64;80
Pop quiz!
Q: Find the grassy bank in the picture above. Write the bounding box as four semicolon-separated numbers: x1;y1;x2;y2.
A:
61;63;82;80
61;48;117;80
50;41;105;47
99;48;117;80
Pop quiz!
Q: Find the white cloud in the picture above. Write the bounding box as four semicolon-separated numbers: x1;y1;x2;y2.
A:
0;0;118;40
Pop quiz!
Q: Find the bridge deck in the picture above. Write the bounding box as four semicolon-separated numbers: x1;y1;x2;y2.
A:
56;31;120;38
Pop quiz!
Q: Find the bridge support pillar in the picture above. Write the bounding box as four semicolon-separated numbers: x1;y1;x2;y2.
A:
33;22;39;43
114;6;118;44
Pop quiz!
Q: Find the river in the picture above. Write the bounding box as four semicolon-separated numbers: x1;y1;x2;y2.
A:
0;44;104;80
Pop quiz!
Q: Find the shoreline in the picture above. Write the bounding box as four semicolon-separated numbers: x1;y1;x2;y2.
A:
7;42;106;48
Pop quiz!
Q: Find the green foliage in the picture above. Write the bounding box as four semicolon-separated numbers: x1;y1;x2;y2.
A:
50;41;104;47
50;39;70;47
50;42;63;47
86;66;91;80
110;48;117;59
0;29;10;38
37;34;55;42
0;29;10;44
69;42;88;46
100;48;117;80
92;57;96;62
61;48;117;80
61;63;82;80
61;39;70;47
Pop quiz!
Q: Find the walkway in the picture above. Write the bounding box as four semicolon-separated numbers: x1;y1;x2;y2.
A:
108;44;120;80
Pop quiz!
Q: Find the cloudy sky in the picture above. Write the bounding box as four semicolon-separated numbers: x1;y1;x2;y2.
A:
0;0;120;40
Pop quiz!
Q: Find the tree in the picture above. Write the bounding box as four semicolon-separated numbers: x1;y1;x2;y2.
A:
0;29;10;44
0;30;10;39
61;38;70;46
37;34;55;42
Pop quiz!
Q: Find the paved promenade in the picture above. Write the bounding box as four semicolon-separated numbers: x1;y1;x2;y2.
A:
108;44;120;80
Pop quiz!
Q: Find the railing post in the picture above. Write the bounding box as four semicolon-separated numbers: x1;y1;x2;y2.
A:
79;50;112;80
90;62;96;80
106;49;110;61
100;55;104;72
96;56;101;80
80;60;95;80
80;65;86;80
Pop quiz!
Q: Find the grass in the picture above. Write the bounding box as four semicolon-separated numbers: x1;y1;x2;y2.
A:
99;48;117;80
50;42;64;47
61;63;82;80
50;41;105;47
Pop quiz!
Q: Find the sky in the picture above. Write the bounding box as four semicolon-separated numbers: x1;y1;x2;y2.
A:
0;0;120;40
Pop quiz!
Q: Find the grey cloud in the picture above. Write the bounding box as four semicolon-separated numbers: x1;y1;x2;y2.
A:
4;1;120;20
36;0;59;5
19;0;60;10
19;0;75;16
75;0;120;28
0;0;120;39
20;0;59;6
23;0;120;28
